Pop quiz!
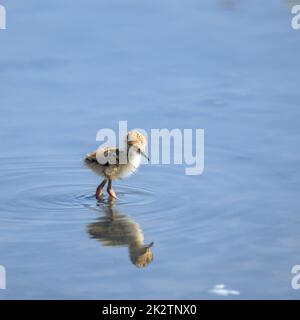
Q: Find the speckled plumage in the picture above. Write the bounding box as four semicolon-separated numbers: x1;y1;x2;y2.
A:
84;131;148;198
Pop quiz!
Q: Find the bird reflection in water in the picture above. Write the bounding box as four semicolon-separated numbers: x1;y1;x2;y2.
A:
87;199;154;268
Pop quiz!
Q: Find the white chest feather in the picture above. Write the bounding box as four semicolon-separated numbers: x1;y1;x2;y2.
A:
119;152;141;179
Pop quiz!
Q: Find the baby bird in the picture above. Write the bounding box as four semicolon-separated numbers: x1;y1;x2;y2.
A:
84;131;149;199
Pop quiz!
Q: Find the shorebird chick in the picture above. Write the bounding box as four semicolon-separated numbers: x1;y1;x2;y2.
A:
84;131;149;199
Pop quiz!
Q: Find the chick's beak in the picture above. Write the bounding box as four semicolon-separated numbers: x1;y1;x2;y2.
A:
140;150;150;162
147;241;154;248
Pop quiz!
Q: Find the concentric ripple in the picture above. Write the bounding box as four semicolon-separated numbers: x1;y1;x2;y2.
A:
0;156;190;227
0;153;244;243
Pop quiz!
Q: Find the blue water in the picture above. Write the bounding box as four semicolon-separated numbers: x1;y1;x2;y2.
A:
0;0;300;299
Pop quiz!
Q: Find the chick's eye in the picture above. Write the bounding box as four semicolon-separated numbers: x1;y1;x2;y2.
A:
137;148;141;154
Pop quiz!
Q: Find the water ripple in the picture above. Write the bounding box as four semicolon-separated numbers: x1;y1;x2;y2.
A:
0;156;188;228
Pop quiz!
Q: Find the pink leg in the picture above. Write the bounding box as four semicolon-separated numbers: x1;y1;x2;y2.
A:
107;179;117;199
96;179;107;198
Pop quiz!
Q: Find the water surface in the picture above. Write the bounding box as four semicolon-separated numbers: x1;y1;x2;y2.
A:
0;0;300;299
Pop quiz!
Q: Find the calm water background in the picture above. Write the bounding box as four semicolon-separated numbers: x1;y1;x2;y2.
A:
0;0;300;299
